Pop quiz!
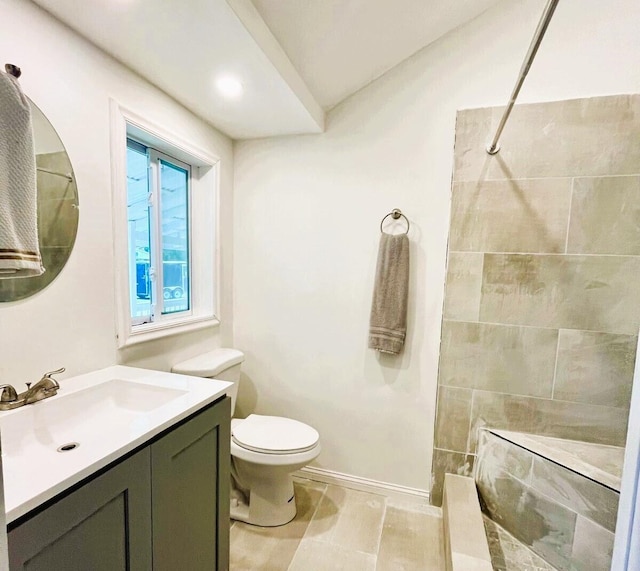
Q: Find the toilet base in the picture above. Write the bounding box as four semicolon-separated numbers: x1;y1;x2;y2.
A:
230;467;298;527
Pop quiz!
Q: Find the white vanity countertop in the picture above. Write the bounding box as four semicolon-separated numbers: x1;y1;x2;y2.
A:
0;365;231;524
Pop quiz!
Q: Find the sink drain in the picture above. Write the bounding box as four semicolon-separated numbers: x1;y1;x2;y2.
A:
57;442;79;452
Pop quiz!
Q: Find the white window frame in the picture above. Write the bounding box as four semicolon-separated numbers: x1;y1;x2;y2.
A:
110;101;220;348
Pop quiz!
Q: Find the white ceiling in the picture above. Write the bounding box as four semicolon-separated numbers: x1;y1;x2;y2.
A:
30;0;500;139
251;0;501;110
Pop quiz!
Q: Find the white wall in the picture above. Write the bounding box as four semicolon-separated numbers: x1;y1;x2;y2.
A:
233;0;640;492
0;0;234;388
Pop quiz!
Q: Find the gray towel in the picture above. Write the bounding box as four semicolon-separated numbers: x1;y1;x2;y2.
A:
0;70;43;278
368;233;409;354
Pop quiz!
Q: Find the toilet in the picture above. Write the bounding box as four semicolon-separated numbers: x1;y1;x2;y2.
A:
172;348;320;527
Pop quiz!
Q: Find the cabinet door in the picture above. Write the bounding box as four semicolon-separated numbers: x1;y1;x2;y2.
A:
8;448;152;571
151;397;231;571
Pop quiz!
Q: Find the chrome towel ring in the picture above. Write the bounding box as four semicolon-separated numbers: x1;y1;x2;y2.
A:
380;209;410;235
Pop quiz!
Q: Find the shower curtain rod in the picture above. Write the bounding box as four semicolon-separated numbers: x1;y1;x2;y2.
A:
36;167;74;183
486;0;560;155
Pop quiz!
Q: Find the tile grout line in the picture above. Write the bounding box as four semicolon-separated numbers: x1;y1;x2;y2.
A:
439;384;631;411
302;482;329;539
465;388;476;456
372;499;389;570
287;483;329;571
449;250;640;258
441;317;639;337
452;173;640;183
564;177;575;254
550;329;561;400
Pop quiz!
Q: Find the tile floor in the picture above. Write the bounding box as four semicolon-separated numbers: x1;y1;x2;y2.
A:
229;477;445;571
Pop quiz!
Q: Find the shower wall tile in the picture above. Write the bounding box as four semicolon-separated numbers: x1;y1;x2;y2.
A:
530;457;619;532
480;253;640;335
475;430;533;484
567;175;640;255
476;468;576;571
449;179;572;253
35;152;79;253
433;94;640;514
443;252;483;321
468;391;629;453
570;516;615;571
434;386;472;453
36;152;76;201
430;448;475;507
38;198;78;248
439;321;557;398
454;95;640;182
453;107;492;168
554;329;637;408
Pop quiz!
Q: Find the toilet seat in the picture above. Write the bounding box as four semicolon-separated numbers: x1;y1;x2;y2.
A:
232;415;319;455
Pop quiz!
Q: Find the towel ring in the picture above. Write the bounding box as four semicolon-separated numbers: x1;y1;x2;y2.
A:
380;209;410;235
4;64;21;79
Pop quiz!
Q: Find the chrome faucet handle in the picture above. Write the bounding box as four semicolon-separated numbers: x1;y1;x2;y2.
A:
0;384;18;402
40;367;65;388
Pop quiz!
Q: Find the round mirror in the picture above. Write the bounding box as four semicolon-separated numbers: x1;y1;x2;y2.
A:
0;99;79;302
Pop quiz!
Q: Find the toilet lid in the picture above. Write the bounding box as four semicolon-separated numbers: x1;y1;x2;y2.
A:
232;414;319;454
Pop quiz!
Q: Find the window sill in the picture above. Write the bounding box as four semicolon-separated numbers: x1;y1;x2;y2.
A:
117;315;220;348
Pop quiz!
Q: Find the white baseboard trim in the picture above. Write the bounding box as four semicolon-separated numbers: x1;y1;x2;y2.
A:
295;466;431;505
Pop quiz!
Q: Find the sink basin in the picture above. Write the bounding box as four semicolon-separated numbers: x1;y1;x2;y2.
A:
0;365;231;523
1;380;187;458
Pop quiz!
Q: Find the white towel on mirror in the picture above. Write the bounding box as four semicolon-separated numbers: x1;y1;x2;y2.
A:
0;70;44;278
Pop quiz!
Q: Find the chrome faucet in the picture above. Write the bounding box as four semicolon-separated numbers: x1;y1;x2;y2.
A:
0;368;65;411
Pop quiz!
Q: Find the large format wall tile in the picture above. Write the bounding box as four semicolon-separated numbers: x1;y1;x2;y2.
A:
450;179;572;253
443;252;483;321
554;329;637;408
570;516;615;571
567;175;640;255
454;95;640;182
433;94;640;515
431;448;475;507
468;390;629;452
439;321;557;398
476;469;576;571
476;430;533;484
530;457;619;532
434;386;472;453
480;253;640;335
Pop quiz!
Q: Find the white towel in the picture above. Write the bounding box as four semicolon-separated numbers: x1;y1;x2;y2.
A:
0;70;44;278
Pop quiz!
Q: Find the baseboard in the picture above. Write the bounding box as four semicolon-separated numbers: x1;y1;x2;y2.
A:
295;466;431;505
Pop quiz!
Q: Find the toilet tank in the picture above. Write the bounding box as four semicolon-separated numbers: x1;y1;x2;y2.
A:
172;348;245;415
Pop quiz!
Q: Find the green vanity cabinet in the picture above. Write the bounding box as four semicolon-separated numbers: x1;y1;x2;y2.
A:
7;396;231;571
152;396;230;571
8;448;153;570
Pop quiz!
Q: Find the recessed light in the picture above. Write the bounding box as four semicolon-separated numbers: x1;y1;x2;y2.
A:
215;76;243;99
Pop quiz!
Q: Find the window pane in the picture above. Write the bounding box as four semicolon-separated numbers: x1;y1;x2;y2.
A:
126;140;152;322
159;159;190;315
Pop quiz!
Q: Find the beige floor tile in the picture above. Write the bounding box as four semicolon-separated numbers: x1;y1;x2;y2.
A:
304;484;386;554
377;506;445;571
230;481;326;571
288;539;376;571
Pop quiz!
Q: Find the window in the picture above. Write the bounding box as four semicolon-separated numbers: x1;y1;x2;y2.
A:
111;102;219;347
126;139;191;324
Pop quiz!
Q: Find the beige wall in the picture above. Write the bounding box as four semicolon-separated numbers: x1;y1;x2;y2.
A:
0;0;234;387
233;0;640;494
433;94;640;505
